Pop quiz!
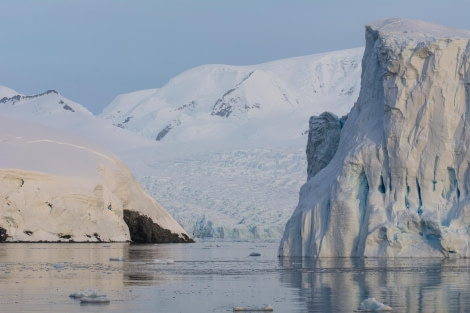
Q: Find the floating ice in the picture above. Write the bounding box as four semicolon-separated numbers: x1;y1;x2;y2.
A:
357;298;392;311
149;259;175;264
69;289;102;299
233;304;273;311
249;252;261;257
80;296;110;304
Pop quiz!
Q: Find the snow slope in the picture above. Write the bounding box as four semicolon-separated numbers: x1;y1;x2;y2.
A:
0;114;190;242
0;47;363;239
279;18;470;257
0;86;21;98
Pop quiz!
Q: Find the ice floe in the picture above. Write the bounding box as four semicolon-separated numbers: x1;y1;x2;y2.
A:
357;298;392;311
233;304;273;311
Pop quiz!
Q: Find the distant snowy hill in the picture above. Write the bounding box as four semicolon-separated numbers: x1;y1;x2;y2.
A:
0;88;154;155
101;48;363;144
0;47;363;239
0;115;190;242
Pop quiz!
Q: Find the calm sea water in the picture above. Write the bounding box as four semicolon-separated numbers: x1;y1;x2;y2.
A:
0;241;470;312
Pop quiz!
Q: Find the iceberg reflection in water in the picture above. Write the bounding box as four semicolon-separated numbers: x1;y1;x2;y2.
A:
279;256;470;312
0;242;470;312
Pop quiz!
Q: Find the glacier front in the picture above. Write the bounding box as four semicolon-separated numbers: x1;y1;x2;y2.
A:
279;18;470;257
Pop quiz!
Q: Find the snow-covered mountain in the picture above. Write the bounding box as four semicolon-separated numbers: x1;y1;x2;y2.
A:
0;115;191;242
101;48;363;144
0;89;154;154
0;47;363;239
279;18;470;257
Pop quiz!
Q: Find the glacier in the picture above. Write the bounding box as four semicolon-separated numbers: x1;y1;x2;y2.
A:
97;49;363;239
0;115;191;243
279;18;470;257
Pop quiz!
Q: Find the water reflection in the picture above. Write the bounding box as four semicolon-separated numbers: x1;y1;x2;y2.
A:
1;242;470;312
278;256;470;312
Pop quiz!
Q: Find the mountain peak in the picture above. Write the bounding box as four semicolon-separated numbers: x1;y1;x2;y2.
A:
0;88;93;119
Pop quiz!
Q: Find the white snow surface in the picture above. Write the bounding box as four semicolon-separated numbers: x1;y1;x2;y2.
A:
0;86;21;98
100;48;363;144
279;18;470;257
0;114;188;242
0;48;363;240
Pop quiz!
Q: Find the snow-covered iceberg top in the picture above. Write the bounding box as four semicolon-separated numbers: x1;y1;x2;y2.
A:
0;115;191;243
368;17;470;42
279;18;470;257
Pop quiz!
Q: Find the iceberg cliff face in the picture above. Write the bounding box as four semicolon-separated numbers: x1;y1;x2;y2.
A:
279;18;470;257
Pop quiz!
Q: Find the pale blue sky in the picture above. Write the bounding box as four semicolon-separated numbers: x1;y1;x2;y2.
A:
1;0;470;113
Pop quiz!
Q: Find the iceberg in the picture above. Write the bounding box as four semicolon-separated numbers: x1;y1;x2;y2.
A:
0;115;192;243
357;298;392;311
279;18;470;257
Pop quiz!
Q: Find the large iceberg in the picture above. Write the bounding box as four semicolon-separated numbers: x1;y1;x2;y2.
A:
0;115;192;243
279;18;470;257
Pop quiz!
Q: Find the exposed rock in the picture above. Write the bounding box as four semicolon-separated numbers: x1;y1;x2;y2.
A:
279;18;470;257
123;210;194;243
0;227;7;242
0;89;58;104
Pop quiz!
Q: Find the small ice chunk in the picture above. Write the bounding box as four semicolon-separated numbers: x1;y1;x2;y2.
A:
150;259;175;264
53;263;63;269
69;289;103;299
233;304;273;311
358;298;392;311
80;295;110;304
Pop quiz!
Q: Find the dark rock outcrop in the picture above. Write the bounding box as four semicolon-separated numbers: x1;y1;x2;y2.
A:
123;209;194;243
0;227;7;242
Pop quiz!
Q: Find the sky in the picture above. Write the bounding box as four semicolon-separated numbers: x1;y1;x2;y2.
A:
1;0;470;114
